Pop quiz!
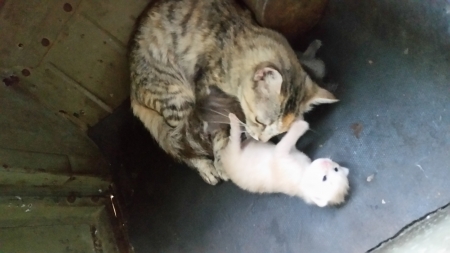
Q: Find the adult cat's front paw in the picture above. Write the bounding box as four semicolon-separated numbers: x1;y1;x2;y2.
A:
189;158;220;185
199;171;220;185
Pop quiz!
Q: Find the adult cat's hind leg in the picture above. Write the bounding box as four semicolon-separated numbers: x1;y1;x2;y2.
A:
297;40;325;80
131;98;220;185
187;158;220;185
130;46;195;128
302;40;322;59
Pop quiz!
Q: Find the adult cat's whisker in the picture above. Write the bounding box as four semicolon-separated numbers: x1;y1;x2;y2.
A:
208;121;231;125
207;122;249;135
201;107;247;127
208;122;249;135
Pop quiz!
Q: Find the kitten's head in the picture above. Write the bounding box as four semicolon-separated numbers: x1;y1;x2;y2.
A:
240;62;338;142
301;158;350;207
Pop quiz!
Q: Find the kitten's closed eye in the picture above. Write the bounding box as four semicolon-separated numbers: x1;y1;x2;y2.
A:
322;175;327;181
334;168;338;172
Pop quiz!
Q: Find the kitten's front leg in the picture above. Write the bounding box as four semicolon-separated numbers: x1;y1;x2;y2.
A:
275;114;304;142
212;129;230;181
275;119;309;154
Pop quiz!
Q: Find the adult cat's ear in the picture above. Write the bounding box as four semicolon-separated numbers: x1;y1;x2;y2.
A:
253;66;282;95
306;76;339;106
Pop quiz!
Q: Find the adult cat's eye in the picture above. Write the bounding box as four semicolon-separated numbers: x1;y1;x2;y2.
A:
334;168;338;172
322;175;327;181
255;117;266;127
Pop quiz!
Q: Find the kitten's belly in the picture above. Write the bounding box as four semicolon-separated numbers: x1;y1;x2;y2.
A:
226;142;276;192
240;141;275;161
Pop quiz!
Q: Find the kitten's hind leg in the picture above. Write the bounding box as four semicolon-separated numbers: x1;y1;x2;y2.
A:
187;158;220;185
210;114;243;182
212;129;230;181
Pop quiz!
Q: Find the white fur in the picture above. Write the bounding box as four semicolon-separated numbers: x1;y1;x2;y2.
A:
221;113;350;207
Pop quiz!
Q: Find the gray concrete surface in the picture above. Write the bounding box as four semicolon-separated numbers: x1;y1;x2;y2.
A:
371;204;450;253
89;0;450;252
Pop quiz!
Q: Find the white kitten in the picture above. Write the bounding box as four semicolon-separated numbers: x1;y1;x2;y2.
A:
221;113;350;207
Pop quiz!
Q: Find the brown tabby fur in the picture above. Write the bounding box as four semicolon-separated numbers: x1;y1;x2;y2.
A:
129;0;338;185
196;86;245;135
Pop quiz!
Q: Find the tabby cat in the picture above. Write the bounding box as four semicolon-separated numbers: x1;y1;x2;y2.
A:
129;0;338;185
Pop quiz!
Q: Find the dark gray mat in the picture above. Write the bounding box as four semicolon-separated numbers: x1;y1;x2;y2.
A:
89;0;450;252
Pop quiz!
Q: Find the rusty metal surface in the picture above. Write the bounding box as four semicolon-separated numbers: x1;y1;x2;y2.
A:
0;0;148;127
0;196;128;253
0;148;111;197
0;1;146;251
241;0;328;41
0;0;147;196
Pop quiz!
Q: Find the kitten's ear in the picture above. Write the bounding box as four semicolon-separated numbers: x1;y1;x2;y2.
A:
306;76;339;106
312;196;328;207
253;67;282;95
341;167;349;176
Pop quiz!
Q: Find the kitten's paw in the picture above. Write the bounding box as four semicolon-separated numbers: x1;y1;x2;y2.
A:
292;120;309;131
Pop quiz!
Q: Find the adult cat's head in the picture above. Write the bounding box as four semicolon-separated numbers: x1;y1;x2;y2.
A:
239;62;338;142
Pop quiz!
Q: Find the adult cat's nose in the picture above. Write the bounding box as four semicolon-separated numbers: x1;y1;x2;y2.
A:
247;131;259;141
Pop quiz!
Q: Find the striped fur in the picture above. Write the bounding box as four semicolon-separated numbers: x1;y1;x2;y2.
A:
129;0;337;185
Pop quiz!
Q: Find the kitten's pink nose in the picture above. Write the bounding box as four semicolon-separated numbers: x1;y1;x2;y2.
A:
321;159;332;166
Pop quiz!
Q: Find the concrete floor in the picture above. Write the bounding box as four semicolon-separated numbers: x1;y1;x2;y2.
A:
371;204;450;253
89;0;450;252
